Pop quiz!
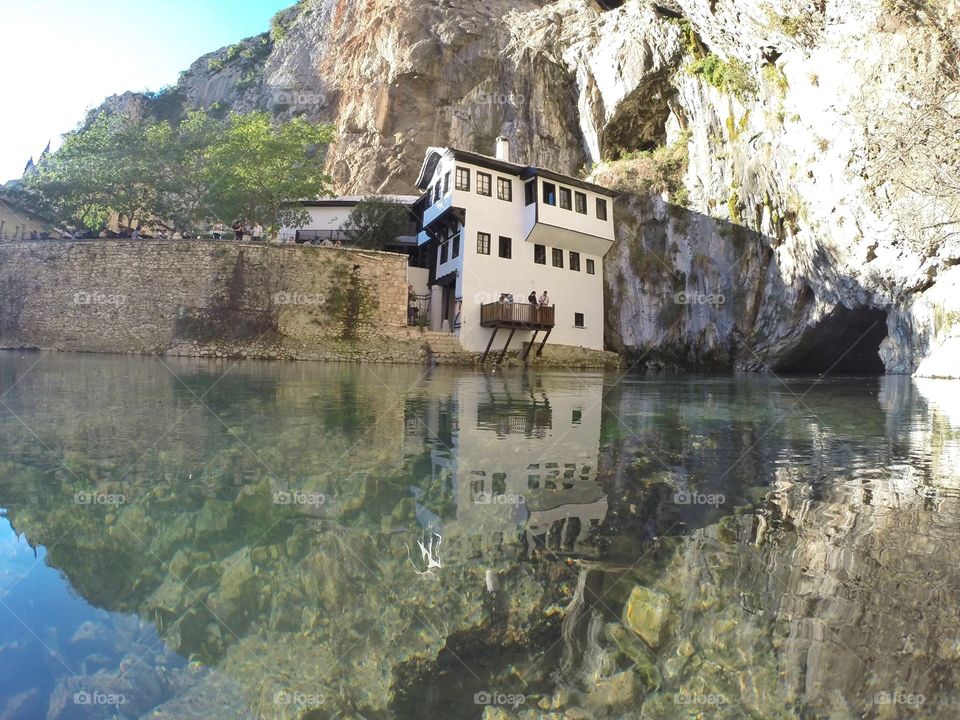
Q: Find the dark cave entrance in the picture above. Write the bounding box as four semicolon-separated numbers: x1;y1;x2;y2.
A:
773;306;889;375
597;0;626;8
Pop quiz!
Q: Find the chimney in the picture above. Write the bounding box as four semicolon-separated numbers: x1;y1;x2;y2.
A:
495;136;510;162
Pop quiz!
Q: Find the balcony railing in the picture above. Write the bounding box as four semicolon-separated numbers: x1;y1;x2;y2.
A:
480;301;555;329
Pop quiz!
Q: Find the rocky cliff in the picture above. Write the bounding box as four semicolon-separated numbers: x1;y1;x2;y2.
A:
95;0;960;376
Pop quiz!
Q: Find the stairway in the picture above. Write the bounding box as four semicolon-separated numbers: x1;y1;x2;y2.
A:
422;331;466;361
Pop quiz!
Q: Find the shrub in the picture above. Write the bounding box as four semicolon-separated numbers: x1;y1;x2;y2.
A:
207;57;225;72
597;135;691;203
688;54;757;101
762;64;789;96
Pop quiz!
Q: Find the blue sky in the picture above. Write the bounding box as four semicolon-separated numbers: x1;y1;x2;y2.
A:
0;0;293;182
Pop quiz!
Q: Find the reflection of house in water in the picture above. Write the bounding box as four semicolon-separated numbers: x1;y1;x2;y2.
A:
405;372;608;563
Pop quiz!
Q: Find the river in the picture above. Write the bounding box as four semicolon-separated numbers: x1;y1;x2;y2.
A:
1;352;958;719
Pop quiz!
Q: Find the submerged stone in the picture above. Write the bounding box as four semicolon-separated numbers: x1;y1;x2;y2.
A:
605;622;661;691
623;585;671;648
585;669;638;713
194;498;233;535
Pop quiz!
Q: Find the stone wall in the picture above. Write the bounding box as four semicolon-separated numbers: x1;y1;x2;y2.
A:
0;240;427;362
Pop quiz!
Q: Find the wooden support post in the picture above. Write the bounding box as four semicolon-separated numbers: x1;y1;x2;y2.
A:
536;328;552;357
481;327;498;363
523;331;539;360
497;328;516;364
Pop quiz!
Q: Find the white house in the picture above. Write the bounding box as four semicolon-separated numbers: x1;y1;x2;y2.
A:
413;138;617;357
279;195;420;245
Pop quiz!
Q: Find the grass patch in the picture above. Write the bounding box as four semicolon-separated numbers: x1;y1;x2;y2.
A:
767;9;822;46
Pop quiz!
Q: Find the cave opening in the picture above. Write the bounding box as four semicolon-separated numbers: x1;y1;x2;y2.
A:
597;0;626;9
773;306;889;375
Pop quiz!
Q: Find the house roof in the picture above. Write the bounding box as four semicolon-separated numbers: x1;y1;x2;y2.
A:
295;194;420;207
415;147;619;198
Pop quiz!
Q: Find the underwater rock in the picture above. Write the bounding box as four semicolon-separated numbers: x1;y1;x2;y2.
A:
623;585;671;649
0;688;44;720
150;514;196;558
140;667;251;719
284;525;311;561
206;549;258;631
584;669;638;714
46;665;166;720
604;622;661;691
194;499;233;535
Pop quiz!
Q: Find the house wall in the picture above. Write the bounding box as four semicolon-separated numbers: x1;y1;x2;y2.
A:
303;206;354;231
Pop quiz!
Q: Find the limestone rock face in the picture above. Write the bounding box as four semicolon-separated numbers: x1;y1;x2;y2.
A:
94;0;960;374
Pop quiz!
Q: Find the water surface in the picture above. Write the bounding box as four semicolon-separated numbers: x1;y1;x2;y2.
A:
1;352;959;718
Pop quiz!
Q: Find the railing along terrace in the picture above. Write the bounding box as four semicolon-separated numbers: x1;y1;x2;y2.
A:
295;229;349;244
480;301;555;328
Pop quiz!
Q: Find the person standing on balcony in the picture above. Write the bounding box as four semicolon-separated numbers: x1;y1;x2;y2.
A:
539;290;550;307
528;290;537;306
252;223;263;242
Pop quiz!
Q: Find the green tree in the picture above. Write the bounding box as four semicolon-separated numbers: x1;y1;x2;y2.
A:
341;196;412;249
206;112;334;235
143;110;224;232
26;110;334;237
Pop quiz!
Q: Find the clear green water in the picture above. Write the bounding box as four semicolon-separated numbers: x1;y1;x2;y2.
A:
1;352;959;719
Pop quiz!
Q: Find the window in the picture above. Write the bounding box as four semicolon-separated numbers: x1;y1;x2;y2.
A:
559;187;572;210
477;172;492;196
574;312;585;328
440;242;448;264
596;198;608;220
524;180;536;205
569;251;581;271
575;192;587;214
477;232;491;255
455;166;470;191
443;171;451;194
552;248;563;268
534;244;546;265
497;177;512;201
572;409;582;423
543;182;556;206
433;183;441;203
586;258;596;275
499;236;512;259
452;233;460;258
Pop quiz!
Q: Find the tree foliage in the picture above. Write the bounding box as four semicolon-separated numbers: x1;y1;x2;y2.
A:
341;197;412;249
206;112;334;232
25;110;334;235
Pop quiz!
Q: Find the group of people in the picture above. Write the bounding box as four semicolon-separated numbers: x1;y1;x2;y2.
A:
212;222;264;242
528;290;551;307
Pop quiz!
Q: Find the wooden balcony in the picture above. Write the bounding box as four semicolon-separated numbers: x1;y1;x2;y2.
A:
479;301;555;363
480;301;555;329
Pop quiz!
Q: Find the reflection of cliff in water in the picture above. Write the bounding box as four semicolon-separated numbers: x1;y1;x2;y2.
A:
577;376;960;718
